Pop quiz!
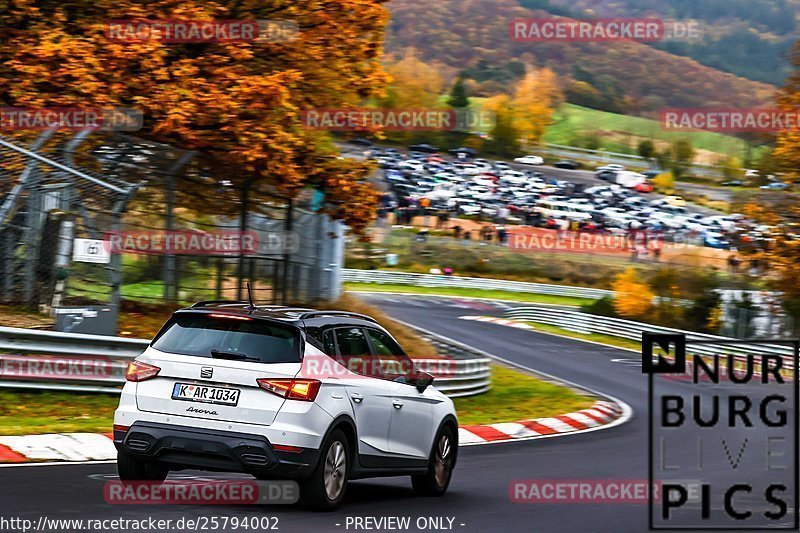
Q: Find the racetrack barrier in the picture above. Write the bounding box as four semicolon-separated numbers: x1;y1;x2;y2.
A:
343;269;612;300
0;325;491;398
501;306;796;367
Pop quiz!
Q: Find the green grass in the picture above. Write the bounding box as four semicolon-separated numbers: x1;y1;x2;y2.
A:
453;364;594;425
543;104;768;161
67;278;217;304
0;366;593;437
0;390;117;436
345;282;592;307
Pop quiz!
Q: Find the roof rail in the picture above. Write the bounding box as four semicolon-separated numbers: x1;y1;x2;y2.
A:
299;311;378;323
190;300;247;308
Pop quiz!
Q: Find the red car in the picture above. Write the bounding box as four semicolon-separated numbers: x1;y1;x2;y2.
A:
634;182;654;193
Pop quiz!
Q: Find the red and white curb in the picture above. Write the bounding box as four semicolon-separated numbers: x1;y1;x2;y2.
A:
0;400;624;463
459;315;536;330
458;400;624;446
0;433;116;463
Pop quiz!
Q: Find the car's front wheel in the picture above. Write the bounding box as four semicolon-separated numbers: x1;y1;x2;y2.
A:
412;425;456;496
300;429;349;511
116;450;169;484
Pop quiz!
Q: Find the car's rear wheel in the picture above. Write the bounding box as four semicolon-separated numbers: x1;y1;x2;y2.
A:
117;450;169;484
300;429;349;511
412;425;456;496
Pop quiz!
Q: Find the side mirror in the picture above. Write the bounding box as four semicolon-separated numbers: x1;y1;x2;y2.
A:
415;370;434;393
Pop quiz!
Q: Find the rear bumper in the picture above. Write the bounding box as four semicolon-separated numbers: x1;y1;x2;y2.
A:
114;422;320;480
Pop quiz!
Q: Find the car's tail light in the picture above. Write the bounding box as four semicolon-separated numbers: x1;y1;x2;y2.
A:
113;424;130;433
257;378;321;401
125;361;160;382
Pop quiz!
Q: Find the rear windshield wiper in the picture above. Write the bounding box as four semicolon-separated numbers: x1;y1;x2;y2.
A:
210;349;260;362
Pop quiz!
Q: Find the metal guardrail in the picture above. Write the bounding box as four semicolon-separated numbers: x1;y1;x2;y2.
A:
0;325;491;398
343;269;611;300
503;306;797;365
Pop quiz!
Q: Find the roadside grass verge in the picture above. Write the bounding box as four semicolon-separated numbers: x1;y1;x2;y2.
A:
0;365;595;436
453;364;594;426
0;390;117;436
345;282;592;307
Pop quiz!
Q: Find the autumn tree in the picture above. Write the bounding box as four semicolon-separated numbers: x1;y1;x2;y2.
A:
381;49;444;110
0;0;390;234
510;67;562;147
483;94;520;157
612;267;654;319
774;41;800;183
741;200;800;333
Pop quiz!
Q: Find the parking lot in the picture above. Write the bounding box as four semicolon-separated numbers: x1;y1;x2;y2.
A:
361;143;771;252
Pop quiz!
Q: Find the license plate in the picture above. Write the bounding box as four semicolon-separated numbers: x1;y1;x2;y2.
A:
172;383;241;406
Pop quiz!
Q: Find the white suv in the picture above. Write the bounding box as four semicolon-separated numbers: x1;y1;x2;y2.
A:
113;303;458;510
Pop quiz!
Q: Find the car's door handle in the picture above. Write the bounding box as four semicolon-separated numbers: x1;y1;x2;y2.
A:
350;393;364;403
392;399;404;409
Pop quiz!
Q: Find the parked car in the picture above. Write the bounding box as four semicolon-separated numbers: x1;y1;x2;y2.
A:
114;304;457;510
514;155;544;166
553;160;581;170
408;144;439;154
642;169;665;179
596;164;625;174
664;195;686;207
760;182;789;190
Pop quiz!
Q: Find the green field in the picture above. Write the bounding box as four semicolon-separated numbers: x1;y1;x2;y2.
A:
542;104;766;161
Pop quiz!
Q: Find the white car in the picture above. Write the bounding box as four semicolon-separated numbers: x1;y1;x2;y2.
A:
457;164;482;176
600;207;635;225
399;160;425;172
596;164;625;173
457;202;483;215
514;155;544;166
114;305;457;510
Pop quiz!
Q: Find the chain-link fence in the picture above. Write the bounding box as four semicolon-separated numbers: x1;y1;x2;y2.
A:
0;131;345;325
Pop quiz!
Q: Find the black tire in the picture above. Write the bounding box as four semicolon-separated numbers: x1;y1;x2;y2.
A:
412;424;456;496
117;450;169;484
300;429;350;511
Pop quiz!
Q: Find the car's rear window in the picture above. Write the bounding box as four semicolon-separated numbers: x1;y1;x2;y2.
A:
151;313;301;363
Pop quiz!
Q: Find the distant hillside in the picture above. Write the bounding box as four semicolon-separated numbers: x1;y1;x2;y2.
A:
539;0;796;86
386;0;777;113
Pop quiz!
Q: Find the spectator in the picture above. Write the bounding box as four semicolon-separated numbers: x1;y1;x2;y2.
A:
497;226;508;245
453;225;463;239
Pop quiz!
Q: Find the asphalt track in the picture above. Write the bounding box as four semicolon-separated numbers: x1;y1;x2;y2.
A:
0;294;793;532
